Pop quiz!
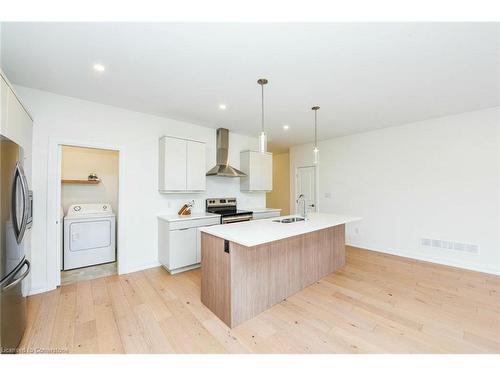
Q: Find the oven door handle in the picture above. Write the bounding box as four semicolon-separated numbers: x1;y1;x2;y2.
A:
222;215;252;224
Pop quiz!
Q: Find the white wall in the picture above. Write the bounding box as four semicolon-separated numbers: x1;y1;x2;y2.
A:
14;86;265;294
290;107;500;275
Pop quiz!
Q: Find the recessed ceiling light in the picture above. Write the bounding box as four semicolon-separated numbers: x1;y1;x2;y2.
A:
219;104;227;110
283;124;290;130
93;64;106;72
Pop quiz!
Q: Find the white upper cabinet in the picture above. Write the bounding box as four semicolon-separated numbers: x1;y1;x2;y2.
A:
159;136;206;192
240;150;273;192
186;140;206;191
1;74;33;156
159;136;186;191
0;75;8;128
260;151;273;191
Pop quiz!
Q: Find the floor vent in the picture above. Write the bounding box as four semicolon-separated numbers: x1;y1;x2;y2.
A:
420;238;479;254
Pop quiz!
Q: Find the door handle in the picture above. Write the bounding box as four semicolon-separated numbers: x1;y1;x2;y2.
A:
308;204;315;207
2;259;30;292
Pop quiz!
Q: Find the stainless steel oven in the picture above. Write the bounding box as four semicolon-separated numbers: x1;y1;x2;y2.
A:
206;198;253;224
221;213;253;224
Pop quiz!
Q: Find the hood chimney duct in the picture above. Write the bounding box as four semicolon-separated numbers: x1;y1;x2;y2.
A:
206;128;247;177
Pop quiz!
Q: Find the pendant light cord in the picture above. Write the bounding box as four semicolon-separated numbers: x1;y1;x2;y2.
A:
261;83;265;133
314;109;317;148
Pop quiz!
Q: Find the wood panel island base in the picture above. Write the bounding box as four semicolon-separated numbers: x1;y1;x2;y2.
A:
200;213;360;328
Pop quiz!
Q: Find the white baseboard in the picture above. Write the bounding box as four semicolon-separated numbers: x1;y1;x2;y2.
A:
347;241;500;276
122;261;161;275
163;263;200;275
28;285;53;296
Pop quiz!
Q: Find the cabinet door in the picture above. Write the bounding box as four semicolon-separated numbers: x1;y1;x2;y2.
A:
160;137;187;191
186;140;206;191
1;77;33;152
169;227;197;269
249;152;261;190
261;153;273;191
239;151;250;191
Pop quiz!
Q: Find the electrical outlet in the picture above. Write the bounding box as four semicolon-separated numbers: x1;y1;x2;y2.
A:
354;227;360;235
324;192;331;199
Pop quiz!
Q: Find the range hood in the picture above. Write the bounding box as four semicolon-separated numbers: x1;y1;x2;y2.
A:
206;128;247;177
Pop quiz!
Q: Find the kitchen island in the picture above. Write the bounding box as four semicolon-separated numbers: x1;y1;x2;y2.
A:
199;213;361;327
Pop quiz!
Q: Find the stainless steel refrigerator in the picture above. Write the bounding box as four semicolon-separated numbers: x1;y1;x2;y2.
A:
0;134;32;353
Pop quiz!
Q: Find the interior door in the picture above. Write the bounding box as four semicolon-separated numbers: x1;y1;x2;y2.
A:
296;166;316;214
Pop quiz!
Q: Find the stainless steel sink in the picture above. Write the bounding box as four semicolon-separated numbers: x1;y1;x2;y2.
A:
273;217;306;223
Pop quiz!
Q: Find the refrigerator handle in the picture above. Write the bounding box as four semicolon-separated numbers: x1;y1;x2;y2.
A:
11;162;30;244
1;259;30;292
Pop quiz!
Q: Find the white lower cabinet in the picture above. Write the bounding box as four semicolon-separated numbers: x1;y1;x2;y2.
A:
169;227;197;269
158;216;220;274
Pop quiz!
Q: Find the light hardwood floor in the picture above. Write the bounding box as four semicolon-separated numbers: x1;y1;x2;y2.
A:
19;247;500;353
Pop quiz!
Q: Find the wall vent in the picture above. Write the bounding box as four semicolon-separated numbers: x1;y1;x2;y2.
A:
420;237;479;254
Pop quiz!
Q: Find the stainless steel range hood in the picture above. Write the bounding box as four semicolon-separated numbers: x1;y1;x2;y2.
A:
206;128;247;177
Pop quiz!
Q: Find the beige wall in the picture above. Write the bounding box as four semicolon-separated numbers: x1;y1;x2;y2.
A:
61;146;119;215
266;152;290;215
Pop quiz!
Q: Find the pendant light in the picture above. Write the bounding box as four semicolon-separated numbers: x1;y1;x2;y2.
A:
312;106;320;164
257;78;268;153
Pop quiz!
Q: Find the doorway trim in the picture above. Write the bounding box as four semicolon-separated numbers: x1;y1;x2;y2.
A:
294;165;319;214
46;138;126;290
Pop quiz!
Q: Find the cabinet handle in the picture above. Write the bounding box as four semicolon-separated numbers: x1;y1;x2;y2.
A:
178;227;190;231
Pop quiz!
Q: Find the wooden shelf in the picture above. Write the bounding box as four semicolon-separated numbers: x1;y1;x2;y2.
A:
61;179;101;185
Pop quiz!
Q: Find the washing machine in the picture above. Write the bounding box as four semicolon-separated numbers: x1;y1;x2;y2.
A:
63;203;116;270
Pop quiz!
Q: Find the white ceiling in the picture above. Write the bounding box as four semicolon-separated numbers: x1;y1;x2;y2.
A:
2;23;499;152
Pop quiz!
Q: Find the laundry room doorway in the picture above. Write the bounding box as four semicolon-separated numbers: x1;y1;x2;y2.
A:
47;140;124;288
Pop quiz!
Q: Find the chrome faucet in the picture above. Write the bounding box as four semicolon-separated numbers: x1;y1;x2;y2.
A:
296;194;307;219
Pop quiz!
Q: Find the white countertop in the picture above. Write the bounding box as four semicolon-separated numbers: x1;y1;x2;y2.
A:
199;212;361;247
158;212;220;222
242;207;282;213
